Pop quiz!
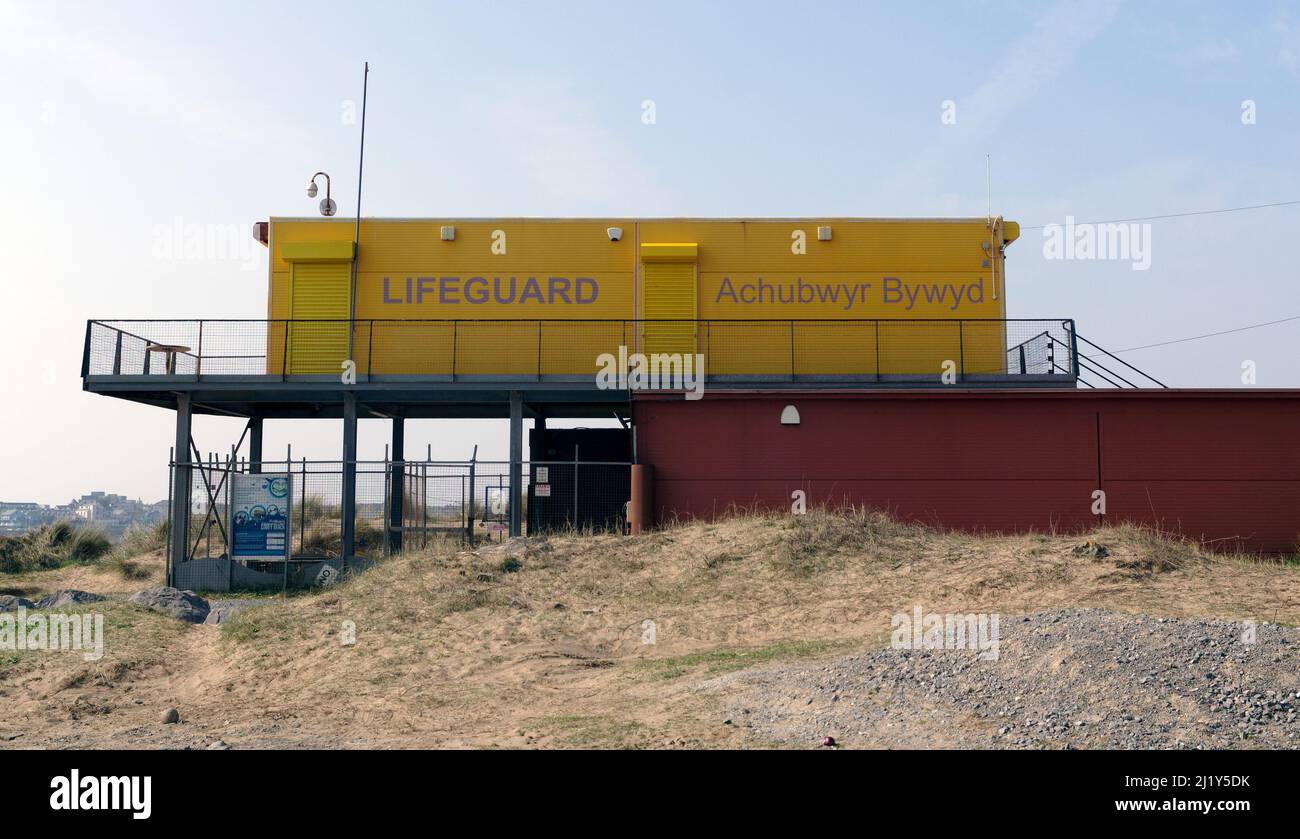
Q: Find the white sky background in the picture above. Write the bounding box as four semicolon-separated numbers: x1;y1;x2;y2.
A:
0;0;1297;504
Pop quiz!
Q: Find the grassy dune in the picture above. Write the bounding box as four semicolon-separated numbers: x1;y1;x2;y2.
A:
4;509;1299;748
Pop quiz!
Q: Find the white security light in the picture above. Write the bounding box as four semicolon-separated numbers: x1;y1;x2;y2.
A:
307;172;332;216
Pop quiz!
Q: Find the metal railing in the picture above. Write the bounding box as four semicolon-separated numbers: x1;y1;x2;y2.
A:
84;318;1079;382
1005;329;1166;388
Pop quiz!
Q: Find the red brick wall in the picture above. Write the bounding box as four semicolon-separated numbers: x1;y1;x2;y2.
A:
632;390;1300;553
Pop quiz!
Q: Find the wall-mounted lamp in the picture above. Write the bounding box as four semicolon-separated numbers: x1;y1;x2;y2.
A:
817;226;832;241
440;225;456;241
780;405;801;425
307;172;336;217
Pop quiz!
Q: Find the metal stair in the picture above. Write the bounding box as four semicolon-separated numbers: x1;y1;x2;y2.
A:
1006;328;1167;388
1071;334;1167;388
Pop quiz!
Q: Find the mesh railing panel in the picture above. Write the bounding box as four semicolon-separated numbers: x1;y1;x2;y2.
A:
88;319;1077;381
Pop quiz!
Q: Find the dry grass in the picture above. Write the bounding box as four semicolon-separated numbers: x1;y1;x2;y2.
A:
0;521;168;600
102;522;169;581
6;508;1300;749
0;549;167;601
0;521;112;574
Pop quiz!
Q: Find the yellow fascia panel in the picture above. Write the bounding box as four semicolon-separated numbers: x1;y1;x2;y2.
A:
281;241;355;262
640;242;698;263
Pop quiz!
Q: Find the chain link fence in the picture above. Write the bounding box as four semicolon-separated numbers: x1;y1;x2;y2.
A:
169;456;631;592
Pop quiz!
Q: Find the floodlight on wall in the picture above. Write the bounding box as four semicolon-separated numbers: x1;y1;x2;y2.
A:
440;225;456;241
780;405;801;425
307;172;336;216
817;226;832;241
607;226;623;242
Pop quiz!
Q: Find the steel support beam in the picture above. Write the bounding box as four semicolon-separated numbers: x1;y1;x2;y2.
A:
341;392;358;558
509;390;523;537
388;416;404;554
168;392;193;585
248;417;264;474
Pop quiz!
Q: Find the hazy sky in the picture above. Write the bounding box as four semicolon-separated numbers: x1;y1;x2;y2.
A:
2;0;1298;504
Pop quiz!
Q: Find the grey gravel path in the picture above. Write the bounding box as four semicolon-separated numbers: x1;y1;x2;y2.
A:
710;609;1300;749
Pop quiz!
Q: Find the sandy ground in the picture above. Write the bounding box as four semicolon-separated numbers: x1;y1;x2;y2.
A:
2;511;1298;749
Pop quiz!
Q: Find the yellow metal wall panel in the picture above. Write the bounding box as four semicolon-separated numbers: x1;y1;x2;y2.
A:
635;219;995;274
352;271;634;322
359;220;636;275
634;219;1007;375
699;321;790;375
959;320;1010;375
272;219;635;276
794;221;984;273
450;321;543;377
263;217;1015;377
266;271;291;375
282;240;354;262
540;320;630;377
269;220;356;273
366;321;454;376
874;320;961;377
697;271;1000;320
268;271;290;319
793;321;877;375
635;222;747;275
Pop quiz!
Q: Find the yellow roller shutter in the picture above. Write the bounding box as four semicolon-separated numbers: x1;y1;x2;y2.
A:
288;262;352;374
641;244;697;357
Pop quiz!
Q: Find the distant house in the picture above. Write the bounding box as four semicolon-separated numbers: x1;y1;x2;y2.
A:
0;502;48;534
0;493;164;537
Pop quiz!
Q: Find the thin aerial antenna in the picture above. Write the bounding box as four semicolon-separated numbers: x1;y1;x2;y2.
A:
348;61;370;359
985;153;992;226
987;153;998;301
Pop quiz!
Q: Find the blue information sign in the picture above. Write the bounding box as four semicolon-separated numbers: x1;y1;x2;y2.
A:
230;473;291;559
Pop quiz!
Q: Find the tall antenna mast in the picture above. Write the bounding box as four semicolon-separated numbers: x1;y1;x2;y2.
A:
348;61;370;359
987;153;998;301
985;153;992;226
